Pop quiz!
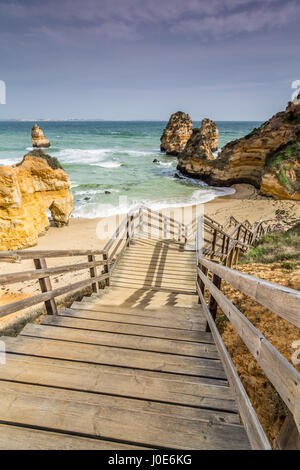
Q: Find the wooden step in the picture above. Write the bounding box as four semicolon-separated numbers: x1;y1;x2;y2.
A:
68;304;204;330
111;273;196;286
68;302;205;318
42;313;213;343
2;335;225;378
110;280;196;293
0;381;250;449
0;423;147;450
1;353;236;413
21;323;218;358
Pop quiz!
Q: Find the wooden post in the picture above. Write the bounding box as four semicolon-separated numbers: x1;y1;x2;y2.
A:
88;254;99;293
139;207;143;233
34;257;57;315
210;229;217;260
228;248;234;268
126;214;131;245
103;251;110;286
234;247;240;266
198;264;208;303
163;216;167;239
206;274;222;332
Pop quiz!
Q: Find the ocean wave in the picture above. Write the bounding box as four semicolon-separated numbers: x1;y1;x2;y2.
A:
158;161;175;167
0;158;18;166
73;188;120;196
91;161;122;168
52;148;114;164
71;186;235;219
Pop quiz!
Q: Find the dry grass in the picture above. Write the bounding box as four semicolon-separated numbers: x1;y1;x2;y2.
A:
216;262;300;447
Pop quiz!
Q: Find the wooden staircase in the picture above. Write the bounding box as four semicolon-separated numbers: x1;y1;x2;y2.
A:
0;257;250;449
0;206;299;449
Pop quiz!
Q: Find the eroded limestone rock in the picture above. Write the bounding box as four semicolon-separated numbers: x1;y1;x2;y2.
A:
31;124;51;148
160;111;193;156
0;150;73;250
177;97;300;200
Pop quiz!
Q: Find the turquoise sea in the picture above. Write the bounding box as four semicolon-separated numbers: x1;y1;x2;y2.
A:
0;121;261;218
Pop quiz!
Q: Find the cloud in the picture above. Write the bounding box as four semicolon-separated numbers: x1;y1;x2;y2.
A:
1;0;299;41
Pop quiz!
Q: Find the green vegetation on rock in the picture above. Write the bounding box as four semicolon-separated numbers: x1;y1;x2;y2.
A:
239;223;300;264
23;149;63;170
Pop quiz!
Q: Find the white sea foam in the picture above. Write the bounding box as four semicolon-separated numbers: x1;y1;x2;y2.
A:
74;188;120;196
91;161;122;168
158;161;175;167
52;148;114;164
0;158;18;166
71;186;235;219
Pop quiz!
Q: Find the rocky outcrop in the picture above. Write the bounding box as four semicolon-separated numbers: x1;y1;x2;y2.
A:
180;118;219;163
160;111;193;156
199;118;218;152
0;150;73;250
177;97;300;200
31;124;51;148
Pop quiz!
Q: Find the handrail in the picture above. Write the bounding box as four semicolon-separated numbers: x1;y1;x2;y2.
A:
199;257;300;328
196;256;300;448
197;282;271;450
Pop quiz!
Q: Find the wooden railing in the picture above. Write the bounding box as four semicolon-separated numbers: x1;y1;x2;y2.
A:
196;256;300;449
189;214;277;266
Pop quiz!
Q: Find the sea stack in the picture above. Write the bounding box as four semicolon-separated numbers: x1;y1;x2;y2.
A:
31;123;51;148
179;118;219;164
199;118;218;152
177;97;300;200
0;149;73;250
160;111;193;156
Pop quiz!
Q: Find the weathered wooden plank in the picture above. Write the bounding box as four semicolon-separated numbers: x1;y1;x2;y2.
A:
111;273;195;285
42;312;214;343
67;304;204;330
0;273;109;319
110;280;196;294
34;257;58;315
2;335;226;378
0;249;105;260
0;353;237;415
0;424;147;450
198;268;300;428
199;257;300;328
0;260;105;285
0;381;250;449
70;302;205;320
197;283;271;450
21;323;218;358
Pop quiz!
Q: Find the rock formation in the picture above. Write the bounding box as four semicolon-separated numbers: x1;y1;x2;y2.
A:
31;123;51;148
0;150;73;250
177;97;300;200
160;111;193;155
199;118;218;152
179;118;219;164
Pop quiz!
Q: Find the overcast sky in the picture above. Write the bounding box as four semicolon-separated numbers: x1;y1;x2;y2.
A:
0;0;299;120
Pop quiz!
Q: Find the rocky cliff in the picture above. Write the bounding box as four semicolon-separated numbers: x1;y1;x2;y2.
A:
0;150;73;250
31;124;51;148
177;97;300;200
160;111;193;155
